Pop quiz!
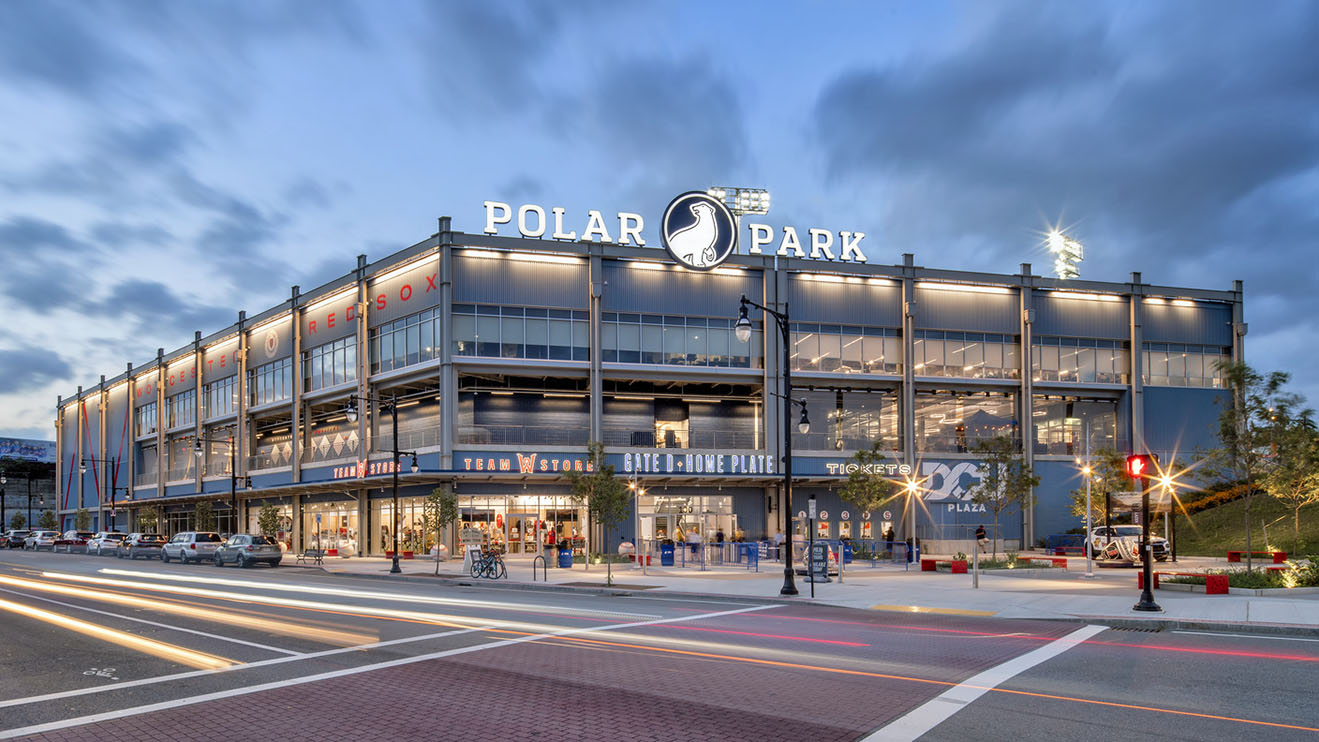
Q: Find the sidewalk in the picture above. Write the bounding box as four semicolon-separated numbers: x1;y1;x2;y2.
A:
294;550;1319;635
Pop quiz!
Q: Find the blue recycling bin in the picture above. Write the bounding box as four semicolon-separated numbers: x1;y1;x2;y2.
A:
841;541;853;564
660;542;675;566
557;547;573;569
909;543;920;564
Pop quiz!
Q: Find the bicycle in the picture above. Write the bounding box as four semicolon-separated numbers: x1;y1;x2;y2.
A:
469;549;507;579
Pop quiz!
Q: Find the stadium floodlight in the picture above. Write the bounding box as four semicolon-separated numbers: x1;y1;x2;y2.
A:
1046;230;1084;279
707;186;771;217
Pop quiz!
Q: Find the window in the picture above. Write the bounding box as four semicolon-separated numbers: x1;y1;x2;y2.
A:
1033;337;1129;384
303;337;357;392
453;305;590;362
370;308;439;374
1032;396;1121;455
793;390;900;452
135;402;158;437
790;324;901;374
1141;344;1230;388
914;391;1018;453
249;358;292;406
604;313;760;368
167;389;195;429
913;331;1017;379
205;376;237;419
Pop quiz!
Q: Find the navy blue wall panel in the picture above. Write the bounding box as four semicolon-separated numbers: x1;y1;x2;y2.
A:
789;278;902;326
1142;387;1227;458
915;288;1018;333
456;255;587;308
1034;295;1128;338
1143;302;1233;346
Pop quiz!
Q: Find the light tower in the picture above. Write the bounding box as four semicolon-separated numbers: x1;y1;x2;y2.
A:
1046;230;1084;279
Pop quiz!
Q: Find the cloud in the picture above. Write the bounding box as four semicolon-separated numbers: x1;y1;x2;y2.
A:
90;221;173;248
0;216;97;312
90;279;235;338
0;216;92;258
0;0;143;98
0;347;72;395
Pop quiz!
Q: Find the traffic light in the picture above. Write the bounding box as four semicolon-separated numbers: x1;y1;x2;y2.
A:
1125;453;1158;481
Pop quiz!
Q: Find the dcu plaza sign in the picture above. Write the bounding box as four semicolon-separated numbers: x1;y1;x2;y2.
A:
482;191;868;269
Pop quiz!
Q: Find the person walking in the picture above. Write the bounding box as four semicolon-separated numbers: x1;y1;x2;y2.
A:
975;524;988;553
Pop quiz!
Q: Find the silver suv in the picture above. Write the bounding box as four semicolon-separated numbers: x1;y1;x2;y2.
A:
161;532;224;564
87;532;128;556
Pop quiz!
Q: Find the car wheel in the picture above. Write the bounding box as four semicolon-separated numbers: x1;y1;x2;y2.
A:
213;554;223;566
239;555;250;568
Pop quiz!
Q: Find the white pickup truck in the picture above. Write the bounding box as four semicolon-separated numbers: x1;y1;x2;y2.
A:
1089;525;1170;562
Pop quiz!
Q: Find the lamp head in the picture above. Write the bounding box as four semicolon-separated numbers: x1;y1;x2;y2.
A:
79;460;87;475
410;456;419;474
344;400;358;423
797;403;810;435
193;440;204;459
734;298;752;343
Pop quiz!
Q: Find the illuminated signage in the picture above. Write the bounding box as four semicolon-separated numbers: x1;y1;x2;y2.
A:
332;460;402;480
460;453;592;474
482;194;867;269
823;462;913;476
622;451;774;475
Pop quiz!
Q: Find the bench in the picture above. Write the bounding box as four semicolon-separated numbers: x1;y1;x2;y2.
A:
1226;550;1287;563
296;549;326;565
1019;557;1069;569
1139;570;1228;594
920;558;968;574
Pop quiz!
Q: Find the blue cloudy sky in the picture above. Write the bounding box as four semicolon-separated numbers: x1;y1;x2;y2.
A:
0;0;1316;439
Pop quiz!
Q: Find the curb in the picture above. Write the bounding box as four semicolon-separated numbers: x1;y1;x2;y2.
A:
1056;614;1319;638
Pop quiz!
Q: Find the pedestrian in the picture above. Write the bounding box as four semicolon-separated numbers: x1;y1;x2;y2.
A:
883;525;895;544
715;527;725;545
975;524;988;553
772;529;785;560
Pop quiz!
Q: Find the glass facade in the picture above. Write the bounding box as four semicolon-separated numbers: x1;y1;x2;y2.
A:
1032;337;1129;384
302;500;359;556
793;390;900;452
167;389;195;429
914;391;1018;453
790;324;899;374
604;313;760;368
205;376;237;419
304;337;357;391
1142;343;1230;388
453;305;589;361
250;358;292;406
914;331;1018;379
370;307;438;374
1032;396;1121;455
135;402;157;437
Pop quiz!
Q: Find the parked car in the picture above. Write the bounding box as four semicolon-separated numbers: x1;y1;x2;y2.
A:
213;534;283;568
161;532;224;564
24;530;60;551
86;532;128;556
116;533;166;559
54;530;96;553
1087;525;1170;562
3;530;30;548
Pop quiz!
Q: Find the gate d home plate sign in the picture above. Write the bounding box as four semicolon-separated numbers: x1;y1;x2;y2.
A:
482;192;868;271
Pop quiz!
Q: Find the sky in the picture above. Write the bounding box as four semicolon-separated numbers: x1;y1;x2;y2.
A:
0;0;1316;440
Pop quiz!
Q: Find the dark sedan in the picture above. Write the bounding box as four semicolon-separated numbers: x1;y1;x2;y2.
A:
116;533;166;559
3;530;29;548
54;530;96;553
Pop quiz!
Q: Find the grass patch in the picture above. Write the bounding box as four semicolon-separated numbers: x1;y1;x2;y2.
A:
1172;495;1318;556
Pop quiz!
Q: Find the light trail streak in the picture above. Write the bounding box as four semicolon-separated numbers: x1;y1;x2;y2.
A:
0;575;375;647
0;597;233;670
657;624;870;647
92;568;658;619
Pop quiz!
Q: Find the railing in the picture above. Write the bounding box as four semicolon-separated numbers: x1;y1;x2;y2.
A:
300;441;362;465
917;433;1022;454
600;429;760;449
456;425;589;447
374;427;442;452
164;467;195;482
134;471;158;487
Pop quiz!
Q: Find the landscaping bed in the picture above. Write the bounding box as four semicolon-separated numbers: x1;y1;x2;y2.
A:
1162;559;1319;591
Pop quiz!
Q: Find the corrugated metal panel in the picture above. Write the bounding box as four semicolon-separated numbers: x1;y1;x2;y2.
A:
603;262;760;315
78;399;102;509
105;386;132;494
1143;302;1233;345
1034;460;1084;538
369;257;442;326
1143;387;1227;455
246;319;292;370
789;278;901;326
163;360;196;398
301;292;358;344
203;338;243;382
915;287;1018;333
455;255;587;308
1034;295;1128;338
133;375;157;409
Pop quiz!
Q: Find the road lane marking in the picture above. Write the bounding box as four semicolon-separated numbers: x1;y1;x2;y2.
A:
88;568;660;618
0;586;301;656
1174;630;1319;643
0;603;773;740
862;624;1107;741
0;626;493;710
0;597;234;671
869;604;997;616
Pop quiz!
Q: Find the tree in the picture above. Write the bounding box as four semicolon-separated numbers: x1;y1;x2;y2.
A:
1260;422;1319;555
9;512;25;530
567;441;631;586
257;504;281;538
423;485;459;575
37;509;57;530
967;435;1039;559
838;440;901;532
1207;363;1311;571
74;507;91;531
137;506;159;533
1067;448;1128;526
194;501;217;533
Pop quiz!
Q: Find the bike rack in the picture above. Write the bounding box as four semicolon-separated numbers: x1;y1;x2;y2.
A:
532;555;547;582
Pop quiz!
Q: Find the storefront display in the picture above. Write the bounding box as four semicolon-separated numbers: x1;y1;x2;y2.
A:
246;504;293;551
303;500;358;556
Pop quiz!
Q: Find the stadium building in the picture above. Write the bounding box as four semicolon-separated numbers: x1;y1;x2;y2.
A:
54;193;1244;558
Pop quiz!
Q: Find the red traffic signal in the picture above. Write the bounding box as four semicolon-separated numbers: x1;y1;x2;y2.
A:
1125;454;1158;481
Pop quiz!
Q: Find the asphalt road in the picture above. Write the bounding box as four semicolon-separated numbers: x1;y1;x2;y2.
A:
0;549;1315;741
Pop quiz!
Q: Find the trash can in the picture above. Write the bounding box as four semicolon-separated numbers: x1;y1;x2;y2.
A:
841;541;853;564
557;547;573;569
910;543;920;564
659;542;675;566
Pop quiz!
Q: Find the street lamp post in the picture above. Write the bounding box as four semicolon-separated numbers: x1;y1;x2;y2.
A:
81;457;124;532
735;294;810;597
345;394;420;575
192;435;250;534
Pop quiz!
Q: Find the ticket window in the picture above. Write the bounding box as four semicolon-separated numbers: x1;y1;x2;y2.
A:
839;521;853;539
861;521;873;540
816;520;830;539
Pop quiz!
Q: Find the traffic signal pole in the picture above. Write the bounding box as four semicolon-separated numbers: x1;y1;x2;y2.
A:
1127;454;1161;612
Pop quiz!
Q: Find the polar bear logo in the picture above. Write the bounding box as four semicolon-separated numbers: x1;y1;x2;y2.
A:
661;192;736;271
